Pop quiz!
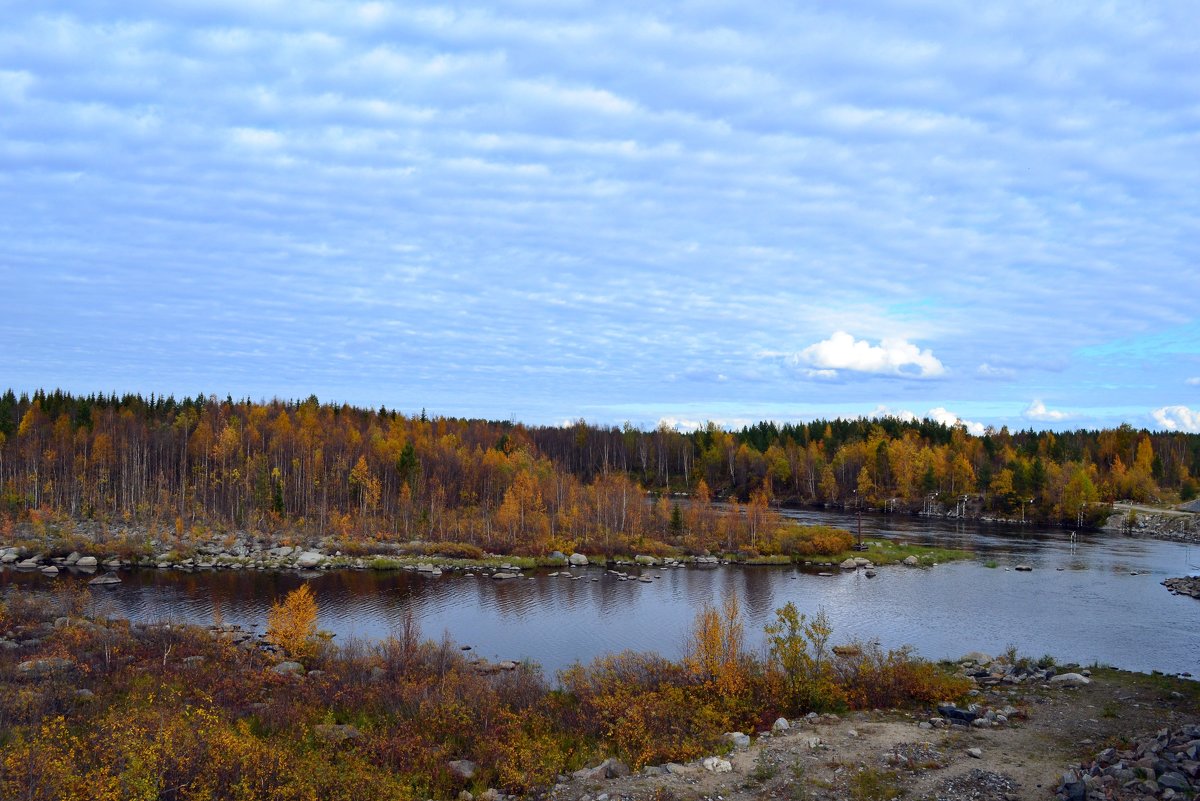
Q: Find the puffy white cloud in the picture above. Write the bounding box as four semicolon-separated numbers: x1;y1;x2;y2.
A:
927;406;986;436
1151;406;1200;433
1024;400;1072;422
794;332;945;379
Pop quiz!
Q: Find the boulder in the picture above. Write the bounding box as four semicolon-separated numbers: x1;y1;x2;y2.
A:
1014;564;1033;572
966;747;983;759
702;756;733;773
839;558;858;569
75;556;98;567
1049;672;1091;687
634;555;660;565
40;565;59;575
579;757;630;780
772;717;790;732
16;657;74;677
448;759;478;780
88;573;122;586
903;555;919;566
271;661;305;677
491;572;518;580
0;552;17;563
313;723;360;743
568;553;589;566
295;551;324;568
65;552;82;565
725;731;751;749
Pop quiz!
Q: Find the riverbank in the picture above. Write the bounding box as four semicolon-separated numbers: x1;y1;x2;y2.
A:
0;590;1194;801
0;517;972;577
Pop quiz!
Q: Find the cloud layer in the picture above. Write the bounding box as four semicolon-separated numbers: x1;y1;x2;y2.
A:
2;1;1198;430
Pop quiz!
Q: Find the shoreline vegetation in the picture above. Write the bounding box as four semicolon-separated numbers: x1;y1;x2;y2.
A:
1;585;1195;801
0;390;1198;569
0;510;972;576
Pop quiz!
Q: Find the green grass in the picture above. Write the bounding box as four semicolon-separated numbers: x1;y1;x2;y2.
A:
826;539;970;566
362;554;546;571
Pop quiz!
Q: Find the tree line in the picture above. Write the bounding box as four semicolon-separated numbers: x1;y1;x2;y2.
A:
1;389;1197;552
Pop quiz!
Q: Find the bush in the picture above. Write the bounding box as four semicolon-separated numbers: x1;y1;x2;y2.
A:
423;542;484;560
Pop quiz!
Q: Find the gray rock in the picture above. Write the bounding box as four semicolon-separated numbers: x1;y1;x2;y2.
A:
903;555;919;566
966;747;983;759
448;759;478;780
634;555;660;565
772;717;790;732
88;573;121;585
1159;772;1192;792
75;556;98;567
16;657;74;677
295;551;324;568
271;661;305;677
725;731;751;749
313;723;360;743
1049;672;1091;687
568;552;589;566
702;756;732;773
839;558;859;569
664;763;686;774
64;551;81;565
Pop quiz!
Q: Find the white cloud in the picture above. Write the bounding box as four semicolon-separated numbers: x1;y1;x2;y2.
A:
867;405;918;422
793;331;945;379
1024;400;1072;422
1151;406;1200;433
1186;377;1200;386
928;406;986;436
977;362;1016;379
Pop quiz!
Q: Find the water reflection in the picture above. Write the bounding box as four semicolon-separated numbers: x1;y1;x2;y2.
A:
3;512;1198;677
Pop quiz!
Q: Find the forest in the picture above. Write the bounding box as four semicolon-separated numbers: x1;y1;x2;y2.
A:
1;389;1197;556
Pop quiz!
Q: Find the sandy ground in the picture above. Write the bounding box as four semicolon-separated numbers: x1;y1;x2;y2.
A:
543;667;1200;801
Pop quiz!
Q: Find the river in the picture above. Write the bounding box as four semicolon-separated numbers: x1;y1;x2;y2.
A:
4;510;1198;677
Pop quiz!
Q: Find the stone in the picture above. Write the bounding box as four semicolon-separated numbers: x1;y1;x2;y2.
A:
313;723;360;743
903;555;919;566
16;657;74;677
448;759;478;780
65;552;81;565
702;756;733;773
477;789;499;801
664;763;686;774
568;552;589;566
491;572;518;580
772;717;790;732
295;551;324;568
88;573;122;585
582;758;630;780
1159;772;1192;792
75;556;98;567
725;731;751;749
74;688;95;699
271;661;305;677
0;552;16;563
182;655;205;667
634;555;659;565
40;565;59;575
1050;672;1091;687
966;748;983;759
840;558;859;569
1014;564;1033;571
458;792;474;801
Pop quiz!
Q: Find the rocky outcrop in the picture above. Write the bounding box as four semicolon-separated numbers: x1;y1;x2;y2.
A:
1103;510;1200;543
1163;576;1200;599
1057;724;1200;800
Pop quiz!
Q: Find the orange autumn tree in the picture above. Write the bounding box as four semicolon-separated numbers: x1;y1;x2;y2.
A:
266;583;319;660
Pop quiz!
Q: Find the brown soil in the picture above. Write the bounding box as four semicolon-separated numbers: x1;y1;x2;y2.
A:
545;668;1200;801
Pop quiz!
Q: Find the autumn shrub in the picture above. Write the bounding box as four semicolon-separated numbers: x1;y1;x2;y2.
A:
831;643;970;710
422;541;484;560
559;652;724;768
764;603;846;713
770;524;854;557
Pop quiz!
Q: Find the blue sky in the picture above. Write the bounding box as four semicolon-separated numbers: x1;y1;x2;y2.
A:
2;1;1198;433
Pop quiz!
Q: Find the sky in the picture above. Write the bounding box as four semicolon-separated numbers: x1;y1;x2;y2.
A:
2;1;1198;433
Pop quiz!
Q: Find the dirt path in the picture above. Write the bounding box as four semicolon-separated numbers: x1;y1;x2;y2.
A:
543;667;1200;801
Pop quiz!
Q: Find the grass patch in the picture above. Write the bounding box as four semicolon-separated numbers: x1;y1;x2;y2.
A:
849;767;903;801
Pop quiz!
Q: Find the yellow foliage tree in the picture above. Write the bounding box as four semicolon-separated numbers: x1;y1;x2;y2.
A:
266;583;319;660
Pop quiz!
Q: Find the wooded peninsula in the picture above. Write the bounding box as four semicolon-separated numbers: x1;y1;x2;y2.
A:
1;389;1196;556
